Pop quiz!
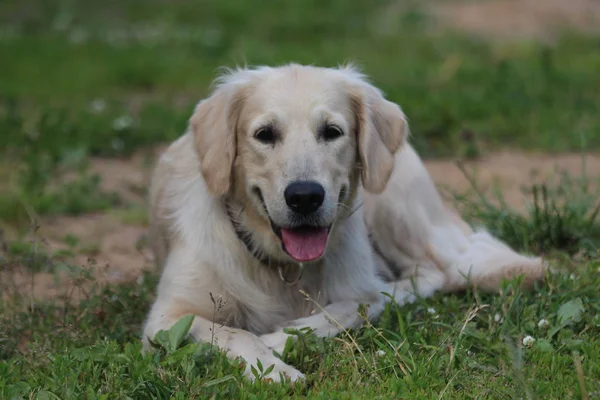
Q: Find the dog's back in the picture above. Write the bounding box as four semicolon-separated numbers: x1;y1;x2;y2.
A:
364;143;546;300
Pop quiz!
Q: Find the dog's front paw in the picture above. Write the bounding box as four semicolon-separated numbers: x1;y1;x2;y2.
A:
260;330;294;355
243;359;305;384
266;364;305;384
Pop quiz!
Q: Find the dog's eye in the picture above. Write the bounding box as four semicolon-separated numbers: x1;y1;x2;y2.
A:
323;125;343;141
254;127;276;144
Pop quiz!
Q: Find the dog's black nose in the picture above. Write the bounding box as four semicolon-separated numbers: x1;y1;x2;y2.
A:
284;181;325;215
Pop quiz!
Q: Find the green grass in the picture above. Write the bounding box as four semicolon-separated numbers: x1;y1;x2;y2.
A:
1;0;600;398
452;160;600;258
1;247;599;398
2;0;600;223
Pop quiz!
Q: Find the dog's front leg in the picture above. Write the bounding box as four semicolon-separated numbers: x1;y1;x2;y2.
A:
143;303;305;383
260;297;384;354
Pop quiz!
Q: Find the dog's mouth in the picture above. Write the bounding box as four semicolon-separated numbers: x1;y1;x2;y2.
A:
253;186;331;262
272;224;331;262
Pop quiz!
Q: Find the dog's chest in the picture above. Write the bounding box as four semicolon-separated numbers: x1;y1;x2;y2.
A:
270;264;326;314
241;264;327;334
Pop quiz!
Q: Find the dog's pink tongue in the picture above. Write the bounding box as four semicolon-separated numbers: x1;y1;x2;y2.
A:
281;227;328;262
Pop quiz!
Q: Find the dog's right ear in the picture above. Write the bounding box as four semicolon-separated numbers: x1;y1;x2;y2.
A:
190;78;248;197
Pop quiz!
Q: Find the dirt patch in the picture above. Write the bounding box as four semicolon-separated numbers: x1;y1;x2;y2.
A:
1;150;159;304
1;267;102;305
88;154;151;204
3;149;599;303
430;0;600;40
40;214;153;279
426;150;600;210
1;213;152;304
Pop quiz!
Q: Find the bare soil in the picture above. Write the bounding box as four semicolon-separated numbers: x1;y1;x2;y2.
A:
3;149;599;303
428;151;600;209
430;0;600;40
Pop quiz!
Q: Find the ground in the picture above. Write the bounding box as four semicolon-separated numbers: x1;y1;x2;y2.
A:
431;0;600;40
1;0;599;399
4;150;600;303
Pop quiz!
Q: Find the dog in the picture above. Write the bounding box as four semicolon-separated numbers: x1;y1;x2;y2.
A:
141;63;547;382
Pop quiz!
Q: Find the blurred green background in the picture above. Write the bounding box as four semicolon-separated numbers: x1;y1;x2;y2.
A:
0;0;599;223
2;0;599;157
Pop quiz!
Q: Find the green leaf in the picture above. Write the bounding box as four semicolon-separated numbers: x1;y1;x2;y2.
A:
152;329;170;350
202;375;237;387
36;391;61;400
536;339;555;353
264;363;275;376
113;353;131;364
250;364;259;380
7;381;30;399
562;339;584;350
556;298;585;326
168;314;195;352
72;345;108;362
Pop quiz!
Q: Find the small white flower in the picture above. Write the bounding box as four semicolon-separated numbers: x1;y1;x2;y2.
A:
522;335;535;347
89;98;106;114
112;138;125;151
427;307;437;315
569;273;576;280
69;28;88;44
467;350;474;356
376;350;385;357
494;313;503;323
113;115;133;131
537;319;550;329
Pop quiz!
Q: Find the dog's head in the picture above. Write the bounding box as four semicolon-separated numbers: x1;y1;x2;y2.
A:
190;64;407;263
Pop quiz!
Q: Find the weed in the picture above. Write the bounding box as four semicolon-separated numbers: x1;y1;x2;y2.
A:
453;160;600;257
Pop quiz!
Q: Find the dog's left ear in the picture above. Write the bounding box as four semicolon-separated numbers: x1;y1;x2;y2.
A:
348;78;408;193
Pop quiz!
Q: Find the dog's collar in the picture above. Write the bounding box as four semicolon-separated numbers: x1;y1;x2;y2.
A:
225;202;271;265
224;202;303;285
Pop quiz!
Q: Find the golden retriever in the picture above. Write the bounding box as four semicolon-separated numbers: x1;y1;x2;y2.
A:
141;63;547;382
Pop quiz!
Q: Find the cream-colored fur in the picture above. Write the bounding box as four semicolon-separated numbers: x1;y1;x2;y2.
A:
142;64;547;383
